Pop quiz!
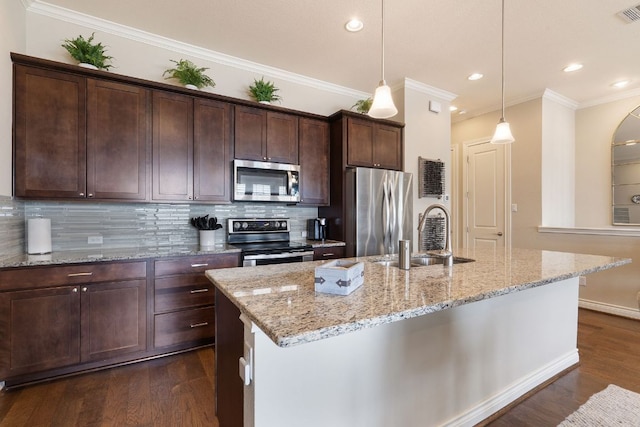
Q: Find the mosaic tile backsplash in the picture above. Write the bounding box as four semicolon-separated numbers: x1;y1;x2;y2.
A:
13;201;319;253
0;197;25;257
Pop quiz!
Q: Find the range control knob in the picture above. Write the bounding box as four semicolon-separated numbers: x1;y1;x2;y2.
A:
234;222;240;230
242;222;248;229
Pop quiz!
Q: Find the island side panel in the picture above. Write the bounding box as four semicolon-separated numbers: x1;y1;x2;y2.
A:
215;289;244;427
249;278;580;427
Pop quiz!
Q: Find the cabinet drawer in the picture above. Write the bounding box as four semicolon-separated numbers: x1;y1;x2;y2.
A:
154;253;239;277
155;275;214;312
0;261;147;291
154;307;215;348
313;246;345;260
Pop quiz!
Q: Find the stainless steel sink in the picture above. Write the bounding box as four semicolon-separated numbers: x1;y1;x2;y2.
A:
371;255;475;268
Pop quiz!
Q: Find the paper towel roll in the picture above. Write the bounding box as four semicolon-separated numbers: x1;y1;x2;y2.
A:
28;218;52;254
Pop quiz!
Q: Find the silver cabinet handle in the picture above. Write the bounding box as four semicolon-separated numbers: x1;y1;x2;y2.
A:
322;252;334;257
190;322;209;328
82;287;88;292
72;287;78;293
79;192;85;196
191;263;208;268
190;288;209;294
68;272;93;277
497;232;503;236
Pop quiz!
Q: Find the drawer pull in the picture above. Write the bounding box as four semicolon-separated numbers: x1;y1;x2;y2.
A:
68;272;93;277
190;263;209;268
322;253;335;257
190;288;209;294
190;322;209;328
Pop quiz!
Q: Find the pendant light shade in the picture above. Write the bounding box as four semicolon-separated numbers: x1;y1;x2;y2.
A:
369;80;398;119
368;0;397;119
490;0;514;144
491;119;515;144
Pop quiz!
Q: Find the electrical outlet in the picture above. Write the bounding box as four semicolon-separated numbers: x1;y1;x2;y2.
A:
88;235;103;245
579;276;586;287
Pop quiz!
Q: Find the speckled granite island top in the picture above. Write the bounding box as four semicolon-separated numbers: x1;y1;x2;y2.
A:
206;247;629;348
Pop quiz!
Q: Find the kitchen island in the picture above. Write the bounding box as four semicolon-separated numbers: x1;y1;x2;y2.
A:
206;248;628;427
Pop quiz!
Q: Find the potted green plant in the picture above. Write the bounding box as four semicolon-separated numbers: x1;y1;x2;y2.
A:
163;59;216;90
248;77;282;104
61;32;113;70
351;98;373;114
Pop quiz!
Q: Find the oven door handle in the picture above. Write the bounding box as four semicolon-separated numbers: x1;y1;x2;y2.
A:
243;250;314;261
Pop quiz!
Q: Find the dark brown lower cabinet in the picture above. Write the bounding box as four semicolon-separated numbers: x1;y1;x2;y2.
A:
153;253;240;350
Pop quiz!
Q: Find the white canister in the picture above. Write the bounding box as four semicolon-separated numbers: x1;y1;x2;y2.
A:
27;218;52;254
199;230;216;249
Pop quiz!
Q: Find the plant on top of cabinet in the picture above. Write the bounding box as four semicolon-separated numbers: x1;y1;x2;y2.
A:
61;32;113;70
351;98;373;114
248;77;281;104
163;59;216;90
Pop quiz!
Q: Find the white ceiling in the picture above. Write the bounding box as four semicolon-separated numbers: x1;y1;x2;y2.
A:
42;0;640;121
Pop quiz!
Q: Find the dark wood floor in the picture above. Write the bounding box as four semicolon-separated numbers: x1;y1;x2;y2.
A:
0;309;637;426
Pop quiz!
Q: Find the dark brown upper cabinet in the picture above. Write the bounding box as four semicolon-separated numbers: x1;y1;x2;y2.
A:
14;65;87;199
234;105;299;164
87;79;149;200
13;64;150;200
298;117;330;206
152;90;194;201
193;99;233;203
346;115;403;171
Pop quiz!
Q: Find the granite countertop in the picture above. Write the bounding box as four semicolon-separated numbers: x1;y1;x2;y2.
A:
206;247;630;348
0;244;241;269
0;239;345;269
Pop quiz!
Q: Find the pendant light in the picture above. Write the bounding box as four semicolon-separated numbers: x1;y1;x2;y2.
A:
368;0;398;119
490;0;515;144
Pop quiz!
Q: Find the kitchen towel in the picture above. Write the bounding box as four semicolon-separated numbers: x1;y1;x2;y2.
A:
27;218;52;254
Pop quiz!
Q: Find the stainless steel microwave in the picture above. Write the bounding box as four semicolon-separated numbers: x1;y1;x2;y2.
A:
233;159;300;203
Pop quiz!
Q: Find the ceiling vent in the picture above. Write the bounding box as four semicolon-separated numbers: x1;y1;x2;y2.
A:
618;5;640;23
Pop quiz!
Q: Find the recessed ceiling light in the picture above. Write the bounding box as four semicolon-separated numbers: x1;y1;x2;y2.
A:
563;63;583;72
450;105;458;112
612;80;631;89
458;109;467;115
345;19;364;32
467;73;483;81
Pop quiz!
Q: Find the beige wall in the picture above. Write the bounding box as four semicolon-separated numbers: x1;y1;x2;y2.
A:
453;96;640;316
402;84;453;248
0;1;26;197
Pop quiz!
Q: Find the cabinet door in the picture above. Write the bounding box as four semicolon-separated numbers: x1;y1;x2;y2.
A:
14;65;87;198
266;112;298;164
152;91;193;201
346;117;375;167
374;124;403;171
0;286;80;377
194;99;233;202
80;279;147;362
299;118;329;205
87;79;149;200
234;105;266;161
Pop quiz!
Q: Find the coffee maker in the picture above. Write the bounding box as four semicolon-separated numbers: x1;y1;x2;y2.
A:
307;218;327;241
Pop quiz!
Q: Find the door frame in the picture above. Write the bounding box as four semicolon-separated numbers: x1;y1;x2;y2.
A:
462;137;512;249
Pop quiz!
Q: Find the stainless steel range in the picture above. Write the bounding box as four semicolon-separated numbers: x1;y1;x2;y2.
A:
227;218;314;267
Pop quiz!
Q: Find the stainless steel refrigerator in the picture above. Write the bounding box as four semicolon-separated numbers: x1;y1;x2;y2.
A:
345;167;413;257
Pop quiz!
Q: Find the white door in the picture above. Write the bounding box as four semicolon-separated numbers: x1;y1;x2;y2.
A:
464;142;507;249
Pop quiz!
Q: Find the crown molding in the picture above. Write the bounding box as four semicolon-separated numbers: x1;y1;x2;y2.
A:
542;89;579;109
577;87;640;110
403;78;457;102
25;1;369;100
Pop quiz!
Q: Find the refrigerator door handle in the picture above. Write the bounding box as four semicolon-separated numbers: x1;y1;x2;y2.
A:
389;176;397;246
382;178;389;252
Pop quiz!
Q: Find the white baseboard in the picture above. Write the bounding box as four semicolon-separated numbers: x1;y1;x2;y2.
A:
579;299;640;320
446;350;579;426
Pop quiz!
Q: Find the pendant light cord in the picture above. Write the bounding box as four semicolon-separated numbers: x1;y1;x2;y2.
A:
500;0;505;121
381;0;385;83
